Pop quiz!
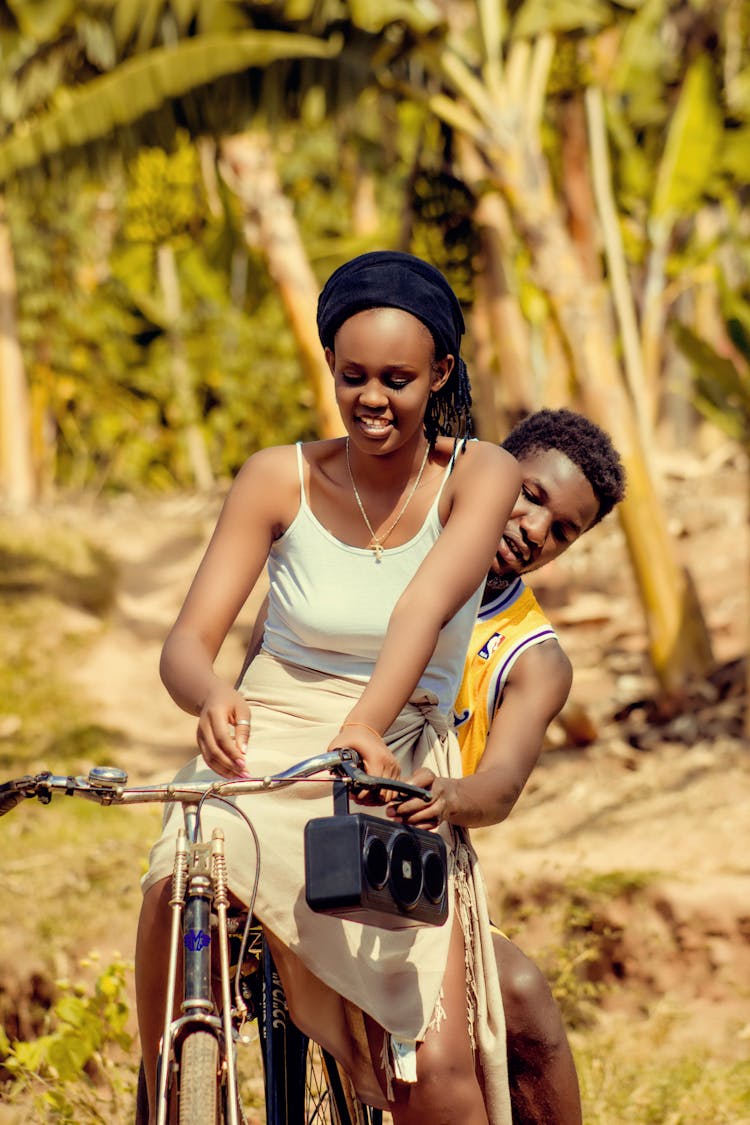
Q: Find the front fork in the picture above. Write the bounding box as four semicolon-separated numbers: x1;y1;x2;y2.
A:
156;821;241;1125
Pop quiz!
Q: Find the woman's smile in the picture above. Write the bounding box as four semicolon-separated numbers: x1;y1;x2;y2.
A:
356;414;394;439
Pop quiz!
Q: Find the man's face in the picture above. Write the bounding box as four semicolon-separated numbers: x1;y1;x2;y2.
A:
485;448;600;592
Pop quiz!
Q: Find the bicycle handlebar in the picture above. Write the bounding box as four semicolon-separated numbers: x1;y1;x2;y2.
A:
0;749;433;817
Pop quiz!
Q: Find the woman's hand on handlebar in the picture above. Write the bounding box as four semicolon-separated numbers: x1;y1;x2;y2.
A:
386;767;456;829
327;723;401;804
196;684;251;778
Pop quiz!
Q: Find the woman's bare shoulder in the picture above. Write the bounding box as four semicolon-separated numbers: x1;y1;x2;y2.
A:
233;443;299;486
230;439;345;508
234;439;338;476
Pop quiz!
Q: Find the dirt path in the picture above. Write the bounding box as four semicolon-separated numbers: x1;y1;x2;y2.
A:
69;491;268;781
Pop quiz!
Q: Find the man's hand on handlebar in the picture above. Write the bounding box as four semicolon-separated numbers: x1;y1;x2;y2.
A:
385;767;457;830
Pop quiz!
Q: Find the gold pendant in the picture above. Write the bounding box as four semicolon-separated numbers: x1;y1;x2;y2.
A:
371;541;383;561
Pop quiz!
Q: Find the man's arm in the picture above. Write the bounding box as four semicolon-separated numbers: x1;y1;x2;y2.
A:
394;640;572;830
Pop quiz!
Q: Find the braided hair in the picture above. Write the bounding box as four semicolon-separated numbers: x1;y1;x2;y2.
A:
424;355;473;444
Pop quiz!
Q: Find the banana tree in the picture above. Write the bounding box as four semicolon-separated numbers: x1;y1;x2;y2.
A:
0;194;33;509
389;0;717;692
0;0;453;503
0;1;346;503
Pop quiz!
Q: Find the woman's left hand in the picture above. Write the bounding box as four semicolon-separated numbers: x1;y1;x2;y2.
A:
386;767;459;830
328;723;401;805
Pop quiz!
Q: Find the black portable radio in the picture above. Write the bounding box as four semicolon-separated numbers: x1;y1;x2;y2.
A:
304;772;448;930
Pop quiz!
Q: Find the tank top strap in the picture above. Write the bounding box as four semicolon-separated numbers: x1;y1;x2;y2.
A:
431;435;474;510
294;441;309;509
451;434;472;466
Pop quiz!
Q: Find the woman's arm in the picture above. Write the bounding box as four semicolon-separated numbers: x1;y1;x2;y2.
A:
235;593;269;688
330;443;521;754
160;446;295;777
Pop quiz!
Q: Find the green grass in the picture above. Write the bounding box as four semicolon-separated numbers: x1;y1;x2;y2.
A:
574;1011;750;1123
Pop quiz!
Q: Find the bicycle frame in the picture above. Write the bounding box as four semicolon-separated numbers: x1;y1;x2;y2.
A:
155;816;241;1125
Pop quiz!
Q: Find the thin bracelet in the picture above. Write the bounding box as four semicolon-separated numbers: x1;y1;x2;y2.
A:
340;721;383;739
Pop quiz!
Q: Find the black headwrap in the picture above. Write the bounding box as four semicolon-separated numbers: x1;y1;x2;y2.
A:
317;250;473;442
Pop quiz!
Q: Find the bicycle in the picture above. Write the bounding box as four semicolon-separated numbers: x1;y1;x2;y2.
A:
0;748;439;1125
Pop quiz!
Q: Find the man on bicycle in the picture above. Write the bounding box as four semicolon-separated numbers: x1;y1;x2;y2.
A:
394;408;625;1124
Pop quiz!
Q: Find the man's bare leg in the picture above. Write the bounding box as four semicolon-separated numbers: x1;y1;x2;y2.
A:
494;932;582;1125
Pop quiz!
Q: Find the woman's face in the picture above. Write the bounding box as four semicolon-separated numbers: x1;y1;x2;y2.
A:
326;307;452;452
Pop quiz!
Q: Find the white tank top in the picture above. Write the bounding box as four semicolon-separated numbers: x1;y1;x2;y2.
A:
261;442;483;713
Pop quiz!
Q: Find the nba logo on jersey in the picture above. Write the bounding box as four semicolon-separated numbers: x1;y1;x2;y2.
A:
478;632;505;660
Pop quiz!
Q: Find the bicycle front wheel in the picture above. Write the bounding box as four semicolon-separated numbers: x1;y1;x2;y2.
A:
179;1029;220;1125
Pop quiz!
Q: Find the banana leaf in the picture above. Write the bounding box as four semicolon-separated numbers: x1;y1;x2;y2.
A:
0;30;340;182
651;55;723;223
672;321;750;443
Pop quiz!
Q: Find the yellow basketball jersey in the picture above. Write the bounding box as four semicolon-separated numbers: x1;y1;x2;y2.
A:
454;579;557;776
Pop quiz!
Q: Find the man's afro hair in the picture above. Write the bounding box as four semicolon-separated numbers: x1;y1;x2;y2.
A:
502;408;626;525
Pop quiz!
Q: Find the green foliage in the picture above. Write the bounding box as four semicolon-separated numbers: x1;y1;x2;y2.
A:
9;131;319;492
651;56;723;224
8;174;151;493
124;140;206;245
0;29;341;183
672;322;750;446
0;959;135;1122
610;0;680;129
512;0;613;39
408;167;478;307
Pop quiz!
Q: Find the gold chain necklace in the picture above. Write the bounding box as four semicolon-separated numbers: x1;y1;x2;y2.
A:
345;436;431;562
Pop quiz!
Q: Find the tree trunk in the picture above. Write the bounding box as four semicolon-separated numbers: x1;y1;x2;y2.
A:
218;132;342;440
747;466;750;739
490;139;714;690
0;194;35;511
467;288;504;442
585;85;657;457
457;137;533;425
156;243;215;492
425;14;715;687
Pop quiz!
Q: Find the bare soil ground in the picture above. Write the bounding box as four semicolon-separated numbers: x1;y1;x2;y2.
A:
2;442;749;1118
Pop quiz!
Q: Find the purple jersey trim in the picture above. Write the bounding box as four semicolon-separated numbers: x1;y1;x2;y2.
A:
487;626;557;721
477;577;524;621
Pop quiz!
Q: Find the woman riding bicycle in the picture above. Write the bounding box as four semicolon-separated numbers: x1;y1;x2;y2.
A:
135;250;521;1125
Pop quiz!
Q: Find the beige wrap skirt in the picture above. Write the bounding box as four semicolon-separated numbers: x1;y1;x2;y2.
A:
143;651;511;1121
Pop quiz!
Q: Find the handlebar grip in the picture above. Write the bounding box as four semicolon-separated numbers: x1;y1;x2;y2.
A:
0;777;34;816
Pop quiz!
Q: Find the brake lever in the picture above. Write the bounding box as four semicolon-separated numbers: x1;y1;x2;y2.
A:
333;760;432;804
0;775;36;816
